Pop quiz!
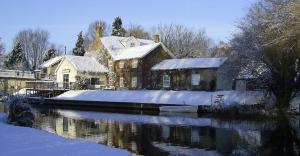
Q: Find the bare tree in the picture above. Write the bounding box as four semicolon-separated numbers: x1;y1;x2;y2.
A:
0;37;5;68
151;24;213;58
84;20;109;50
125;24;150;39
14;29;50;70
210;41;231;57
230;0;300;109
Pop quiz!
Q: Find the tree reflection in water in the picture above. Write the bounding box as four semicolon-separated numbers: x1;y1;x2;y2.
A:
4;106;299;156
258;117;300;156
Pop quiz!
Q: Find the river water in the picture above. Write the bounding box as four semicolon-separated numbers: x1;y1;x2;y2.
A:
1;103;300;156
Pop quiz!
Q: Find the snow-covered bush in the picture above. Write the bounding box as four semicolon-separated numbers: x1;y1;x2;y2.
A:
74;76;89;90
3;95;35;127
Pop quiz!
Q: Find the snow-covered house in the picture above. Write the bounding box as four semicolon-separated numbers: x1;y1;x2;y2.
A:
85;35;175;89
151;57;228;91
54;55;108;89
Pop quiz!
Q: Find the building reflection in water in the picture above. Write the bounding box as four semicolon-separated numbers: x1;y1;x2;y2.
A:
33;109;300;156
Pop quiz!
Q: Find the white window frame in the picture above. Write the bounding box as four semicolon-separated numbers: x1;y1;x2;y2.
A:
191;74;201;86
108;60;113;68
119;77;124;88
119;61;125;69
130;42;135;47
132;77;137;88
163;75;170;88
132;59;138;68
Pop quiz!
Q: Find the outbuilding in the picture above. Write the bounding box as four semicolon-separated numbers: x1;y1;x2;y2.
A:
151;57;228;91
55;55;108;89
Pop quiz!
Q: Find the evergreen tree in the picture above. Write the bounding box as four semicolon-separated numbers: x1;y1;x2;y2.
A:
72;31;85;56
112;16;126;37
43;48;57;62
4;42;24;69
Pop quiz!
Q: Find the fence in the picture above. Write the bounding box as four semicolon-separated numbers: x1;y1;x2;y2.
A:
0;70;35;79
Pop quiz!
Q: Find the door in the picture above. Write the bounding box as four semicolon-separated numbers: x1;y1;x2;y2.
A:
63;74;69;89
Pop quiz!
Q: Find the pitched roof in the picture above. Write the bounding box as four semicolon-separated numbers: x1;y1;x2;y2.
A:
113;43;162;60
39;56;64;68
98;36;174;60
151;57;228;70
57;55;108;73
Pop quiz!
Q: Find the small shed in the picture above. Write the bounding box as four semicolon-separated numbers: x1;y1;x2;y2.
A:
151;57;227;91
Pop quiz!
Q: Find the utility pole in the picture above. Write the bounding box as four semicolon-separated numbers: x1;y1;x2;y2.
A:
64;46;67;55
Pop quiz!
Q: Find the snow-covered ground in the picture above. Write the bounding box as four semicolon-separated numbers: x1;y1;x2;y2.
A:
55;90;266;106
0;113;131;156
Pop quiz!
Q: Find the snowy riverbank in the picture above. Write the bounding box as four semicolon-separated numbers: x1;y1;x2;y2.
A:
55;90;267;106
0;113;131;156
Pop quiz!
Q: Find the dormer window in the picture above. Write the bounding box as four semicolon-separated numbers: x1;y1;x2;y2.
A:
108;60;113;68
121;36;140;47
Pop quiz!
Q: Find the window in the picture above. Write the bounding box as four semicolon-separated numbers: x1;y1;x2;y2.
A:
108;60;113;68
191;74;201;86
120;77;124;87
63;117;68;132
63;74;69;89
132;59;138;68
163;75;170;88
119;61;125;69
132;77;137;88
62;69;70;74
130;42;135;47
90;78;99;85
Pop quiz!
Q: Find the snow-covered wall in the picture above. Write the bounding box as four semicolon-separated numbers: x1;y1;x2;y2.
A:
55;90;266;106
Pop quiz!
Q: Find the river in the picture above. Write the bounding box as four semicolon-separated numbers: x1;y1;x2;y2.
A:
1;103;300;156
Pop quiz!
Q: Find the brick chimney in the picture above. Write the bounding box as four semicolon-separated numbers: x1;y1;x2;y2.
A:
153;34;160;43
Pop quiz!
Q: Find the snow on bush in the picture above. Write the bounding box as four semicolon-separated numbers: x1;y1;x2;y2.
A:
4;95;35;127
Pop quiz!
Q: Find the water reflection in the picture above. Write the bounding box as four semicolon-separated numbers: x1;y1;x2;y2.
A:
29;108;300;156
0;103;299;156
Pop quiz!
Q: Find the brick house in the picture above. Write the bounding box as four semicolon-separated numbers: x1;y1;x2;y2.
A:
85;35;175;89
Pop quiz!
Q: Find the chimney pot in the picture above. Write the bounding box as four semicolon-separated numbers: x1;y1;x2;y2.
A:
153;34;160;43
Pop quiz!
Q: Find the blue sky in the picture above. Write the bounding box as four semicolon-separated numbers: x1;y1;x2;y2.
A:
0;0;256;52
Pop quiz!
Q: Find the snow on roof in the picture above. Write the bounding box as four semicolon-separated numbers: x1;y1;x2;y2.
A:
113;43;161;60
62;55;108;73
99;36;174;60
151;57;228;70
39;56;63;68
